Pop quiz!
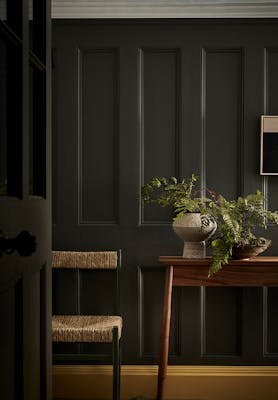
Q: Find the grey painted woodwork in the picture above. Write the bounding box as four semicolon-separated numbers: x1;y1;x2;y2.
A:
52;19;278;365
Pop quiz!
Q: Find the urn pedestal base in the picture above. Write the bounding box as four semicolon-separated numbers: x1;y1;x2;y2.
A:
182;241;205;258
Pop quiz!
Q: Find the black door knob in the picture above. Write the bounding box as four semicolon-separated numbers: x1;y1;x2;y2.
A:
0;230;37;256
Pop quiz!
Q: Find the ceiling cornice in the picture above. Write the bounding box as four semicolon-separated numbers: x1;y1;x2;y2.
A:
51;0;278;18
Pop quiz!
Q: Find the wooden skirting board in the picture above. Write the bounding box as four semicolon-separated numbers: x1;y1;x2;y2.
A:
53;365;278;400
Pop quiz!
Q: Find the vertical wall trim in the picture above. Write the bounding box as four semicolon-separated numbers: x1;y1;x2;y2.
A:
262;286;268;357
263;48;269;115
40;266;46;400
200;48;207;191
262;48;269;200
15;278;23;399
114;48;120;225
77;47;83;226
238;48;245;197
76;269;80;315
172;288;182;358
52;48;58;226
138;48;144;226
76;269;81;354
175;49;182;180
138;266;144;358
200;286;206;356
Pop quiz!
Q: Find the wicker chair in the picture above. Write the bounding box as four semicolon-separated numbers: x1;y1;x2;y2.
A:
52;250;122;400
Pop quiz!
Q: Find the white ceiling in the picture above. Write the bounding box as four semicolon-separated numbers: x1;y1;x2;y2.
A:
0;0;277;19
51;0;278;18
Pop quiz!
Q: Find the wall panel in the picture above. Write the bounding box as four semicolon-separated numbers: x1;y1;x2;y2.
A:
264;287;278;356
203;49;243;199
138;267;180;358
53;21;278;365
78;48;119;225
140;48;180;224
202;287;242;357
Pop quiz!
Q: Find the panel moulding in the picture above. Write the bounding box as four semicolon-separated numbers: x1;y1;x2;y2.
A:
201;47;244;198
200;286;243;358
77;47;120;226
262;287;278;358
137;266;181;359
139;47;181;226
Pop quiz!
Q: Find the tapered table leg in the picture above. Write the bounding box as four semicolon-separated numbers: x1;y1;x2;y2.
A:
157;265;173;400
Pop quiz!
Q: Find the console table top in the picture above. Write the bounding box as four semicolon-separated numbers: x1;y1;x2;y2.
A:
159;255;278;265
158;256;278;286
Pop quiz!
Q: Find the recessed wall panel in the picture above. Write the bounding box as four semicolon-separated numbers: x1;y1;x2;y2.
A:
204;49;243;199
139;267;180;358
265;287;278;354
266;49;278;210
267;49;278;116
203;287;242;356
78;49;118;224
141;49;180;224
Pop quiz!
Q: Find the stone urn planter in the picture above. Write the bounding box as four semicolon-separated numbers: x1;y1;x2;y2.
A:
172;213;217;258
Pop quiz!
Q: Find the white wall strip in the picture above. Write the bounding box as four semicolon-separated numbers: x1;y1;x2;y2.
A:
0;1;277;19
51;0;278;19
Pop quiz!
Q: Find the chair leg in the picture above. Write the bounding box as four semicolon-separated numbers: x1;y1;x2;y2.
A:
112;326;120;400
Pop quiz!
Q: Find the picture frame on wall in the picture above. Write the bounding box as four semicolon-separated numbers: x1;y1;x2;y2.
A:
260;115;278;175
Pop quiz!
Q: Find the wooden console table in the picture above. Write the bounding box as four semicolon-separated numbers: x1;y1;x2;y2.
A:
157;256;278;400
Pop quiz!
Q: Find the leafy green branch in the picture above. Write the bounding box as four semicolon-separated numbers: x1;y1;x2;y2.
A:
142;174;213;219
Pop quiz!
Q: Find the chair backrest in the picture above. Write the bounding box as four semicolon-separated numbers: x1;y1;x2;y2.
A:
52;250;121;315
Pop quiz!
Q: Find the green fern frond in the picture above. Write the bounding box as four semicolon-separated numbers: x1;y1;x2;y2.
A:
141;174;208;216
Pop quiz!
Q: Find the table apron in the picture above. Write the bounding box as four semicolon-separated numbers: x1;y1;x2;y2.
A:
172;265;278;286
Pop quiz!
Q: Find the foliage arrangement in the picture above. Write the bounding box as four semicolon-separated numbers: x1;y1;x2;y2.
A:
208;191;278;276
141;174;213;219
142;175;278;276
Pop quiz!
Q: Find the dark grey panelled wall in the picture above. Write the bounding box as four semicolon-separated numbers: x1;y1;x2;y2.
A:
52;20;278;365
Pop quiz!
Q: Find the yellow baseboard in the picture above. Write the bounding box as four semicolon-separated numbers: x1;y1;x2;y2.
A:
53;365;278;400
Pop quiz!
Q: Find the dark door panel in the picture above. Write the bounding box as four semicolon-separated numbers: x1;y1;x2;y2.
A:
0;0;51;398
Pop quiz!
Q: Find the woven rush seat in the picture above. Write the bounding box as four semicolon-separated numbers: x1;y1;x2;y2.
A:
52;250;117;269
52;315;123;343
